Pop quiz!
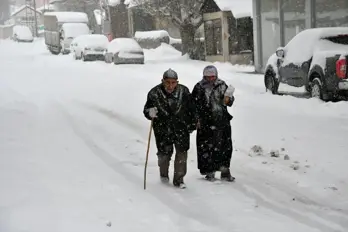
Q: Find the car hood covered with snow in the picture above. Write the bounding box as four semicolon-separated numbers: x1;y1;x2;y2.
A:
75;35;109;49
107;38;143;58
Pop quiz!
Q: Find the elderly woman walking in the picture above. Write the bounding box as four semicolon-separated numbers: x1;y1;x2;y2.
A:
191;65;236;182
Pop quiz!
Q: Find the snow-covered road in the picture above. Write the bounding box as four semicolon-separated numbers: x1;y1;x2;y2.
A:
1;39;347;232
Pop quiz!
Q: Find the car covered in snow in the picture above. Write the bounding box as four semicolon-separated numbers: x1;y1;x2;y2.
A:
264;27;348;101
70;34;109;61
12;25;33;42
104;38;144;65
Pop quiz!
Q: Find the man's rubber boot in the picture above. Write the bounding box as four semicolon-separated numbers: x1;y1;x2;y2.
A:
158;155;170;183
173;151;187;188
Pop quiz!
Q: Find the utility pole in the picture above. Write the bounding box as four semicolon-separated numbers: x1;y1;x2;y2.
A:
32;0;38;37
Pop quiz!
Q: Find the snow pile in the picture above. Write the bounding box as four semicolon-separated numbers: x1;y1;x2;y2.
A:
13;25;33;40
214;0;252;18
61;23;90;39
144;43;187;62
282;27;348;66
135;30;170;40
44;12;89;23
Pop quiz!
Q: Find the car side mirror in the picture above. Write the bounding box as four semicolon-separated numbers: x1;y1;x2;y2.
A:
276;47;285;58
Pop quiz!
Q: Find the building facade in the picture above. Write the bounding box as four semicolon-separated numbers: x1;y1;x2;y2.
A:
252;0;348;73
201;0;254;65
9;5;42;35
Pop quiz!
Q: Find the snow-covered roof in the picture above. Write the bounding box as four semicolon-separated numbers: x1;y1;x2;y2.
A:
11;5;42;17
44;12;89;23
134;30;169;39
213;0;252;19
108;0;139;8
37;4;55;12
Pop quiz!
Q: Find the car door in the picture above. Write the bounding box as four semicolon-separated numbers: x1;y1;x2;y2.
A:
278;50;306;87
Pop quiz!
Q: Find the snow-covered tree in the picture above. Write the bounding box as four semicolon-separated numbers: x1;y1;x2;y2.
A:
134;0;205;58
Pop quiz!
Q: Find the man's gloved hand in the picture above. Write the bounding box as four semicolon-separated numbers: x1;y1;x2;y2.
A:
149;107;158;119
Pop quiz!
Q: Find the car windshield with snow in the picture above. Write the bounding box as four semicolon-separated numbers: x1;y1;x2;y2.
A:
265;27;348;101
71;34;109;61
105;38;144;65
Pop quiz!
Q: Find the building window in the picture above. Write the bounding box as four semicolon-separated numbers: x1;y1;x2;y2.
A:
315;0;348;27
282;0;310;44
228;16;253;55
204;19;222;56
260;0;280;69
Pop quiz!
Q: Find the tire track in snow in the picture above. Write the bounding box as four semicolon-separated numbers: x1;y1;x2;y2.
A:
56;102;238;232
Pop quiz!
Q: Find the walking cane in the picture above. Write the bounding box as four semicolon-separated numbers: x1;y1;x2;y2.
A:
144;119;154;190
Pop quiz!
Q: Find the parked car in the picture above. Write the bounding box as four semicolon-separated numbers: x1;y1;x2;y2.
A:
12;25;33;42
105;38;144;64
264;27;348;101
70;34;109;61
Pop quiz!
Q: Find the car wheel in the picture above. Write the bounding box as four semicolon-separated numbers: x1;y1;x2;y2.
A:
264;71;279;94
311;78;323;99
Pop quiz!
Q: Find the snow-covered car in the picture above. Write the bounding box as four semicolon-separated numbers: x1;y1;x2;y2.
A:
60;23;90;54
104;38;144;65
70;34;109;61
264;27;348;101
12;25;33;43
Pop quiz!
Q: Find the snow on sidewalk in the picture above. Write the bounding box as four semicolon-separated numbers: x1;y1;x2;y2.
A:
0;39;348;232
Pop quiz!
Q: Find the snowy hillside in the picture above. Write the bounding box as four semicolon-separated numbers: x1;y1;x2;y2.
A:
0;39;348;232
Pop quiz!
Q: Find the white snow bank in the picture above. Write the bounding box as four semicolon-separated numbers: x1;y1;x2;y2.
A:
13;25;33;40
214;0;252;18
61;23;90;39
144;43;188;62
44;12;89;23
134;30;169;40
282;27;348;66
107;38;142;53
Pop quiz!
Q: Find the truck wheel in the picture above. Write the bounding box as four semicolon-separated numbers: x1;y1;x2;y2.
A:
311;78;323;99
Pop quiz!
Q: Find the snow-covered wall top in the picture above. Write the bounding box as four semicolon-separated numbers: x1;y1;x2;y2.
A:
108;0;138;7
44;12;89;23
214;0;252;19
134;30;170;39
